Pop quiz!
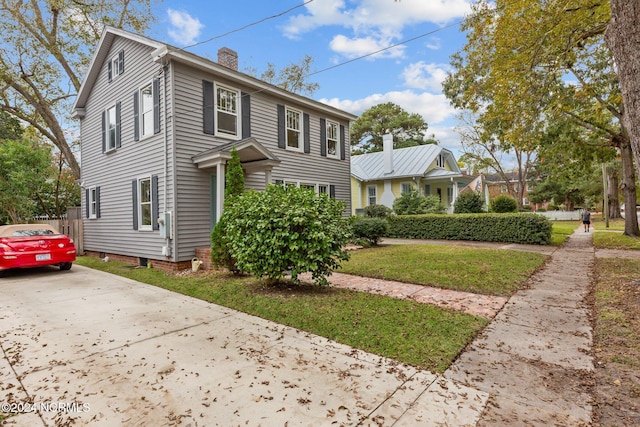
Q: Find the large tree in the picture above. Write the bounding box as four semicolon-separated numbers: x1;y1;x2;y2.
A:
444;0;639;235
606;2;640;181
350;102;431;154
0;0;157;179
249;54;320;97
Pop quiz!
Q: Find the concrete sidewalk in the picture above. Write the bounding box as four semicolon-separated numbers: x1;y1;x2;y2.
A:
445;228;595;425
0;228;595;426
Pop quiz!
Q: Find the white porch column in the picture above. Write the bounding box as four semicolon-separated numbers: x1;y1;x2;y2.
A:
264;169;272;187
216;162;226;222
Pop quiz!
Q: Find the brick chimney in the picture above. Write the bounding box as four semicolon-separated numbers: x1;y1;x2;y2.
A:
217;47;238;70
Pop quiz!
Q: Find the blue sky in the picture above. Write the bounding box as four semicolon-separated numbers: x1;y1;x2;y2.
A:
147;0;473;156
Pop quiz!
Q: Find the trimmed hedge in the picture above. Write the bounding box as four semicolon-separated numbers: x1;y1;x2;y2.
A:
352;217;389;245
387;213;552;245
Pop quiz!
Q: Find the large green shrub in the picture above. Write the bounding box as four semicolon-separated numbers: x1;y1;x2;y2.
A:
352;217;389;245
387;213;551;245
223;185;352;286
394;191;427;215
454;191;484;213
210;147;244;273
491;194;518;213
423;195;447;214
363;204;392;218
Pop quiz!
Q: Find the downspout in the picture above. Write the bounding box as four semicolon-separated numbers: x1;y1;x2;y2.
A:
163;64;170;259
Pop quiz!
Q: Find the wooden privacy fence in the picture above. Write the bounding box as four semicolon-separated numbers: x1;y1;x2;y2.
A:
34;217;84;255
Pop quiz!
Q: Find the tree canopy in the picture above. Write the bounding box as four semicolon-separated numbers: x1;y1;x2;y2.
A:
350;102;431;154
0;0;158;179
444;0;638;234
249;54;320;96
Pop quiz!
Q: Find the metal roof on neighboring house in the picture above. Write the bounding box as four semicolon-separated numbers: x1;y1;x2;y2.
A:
351;144;463;181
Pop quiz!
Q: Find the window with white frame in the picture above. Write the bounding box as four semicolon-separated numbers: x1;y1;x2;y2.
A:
436;154;445;168
108;50;124;82
106;105;118;151
447;187;453;204
318;184;328;195
286;107;302;150
216;84;239;137
424;184;431;195
401;183;413;195
89;187;98;219
501;185;508;193
138;177;153;230
140;82;154;138
326;120;339;158
367;185;377;206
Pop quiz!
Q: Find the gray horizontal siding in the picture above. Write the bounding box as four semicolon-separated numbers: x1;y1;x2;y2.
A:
81;36;175;261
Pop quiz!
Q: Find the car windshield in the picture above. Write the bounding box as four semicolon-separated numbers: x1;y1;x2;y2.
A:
11;229;56;237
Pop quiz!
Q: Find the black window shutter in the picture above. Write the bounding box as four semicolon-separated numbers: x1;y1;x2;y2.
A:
85;189;90;218
152;175;159;230
329;185;336;199
132;180;138;230
101;111;106;153
118;50;124;75
320;118;327;157
241;92;251;138
96;187;101;218
303;113;310;153
133;91;139;141
153;78;161;134
203;80;214;134
340;125;346;160
107;61;112;82
115;101;121;148
277;104;285;148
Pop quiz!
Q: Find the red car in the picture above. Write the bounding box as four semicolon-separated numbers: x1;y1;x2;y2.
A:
0;224;76;273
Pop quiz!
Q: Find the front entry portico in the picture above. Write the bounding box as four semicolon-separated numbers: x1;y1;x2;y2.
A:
192;137;280;224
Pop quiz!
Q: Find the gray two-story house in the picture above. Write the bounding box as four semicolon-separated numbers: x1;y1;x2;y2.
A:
73;27;356;270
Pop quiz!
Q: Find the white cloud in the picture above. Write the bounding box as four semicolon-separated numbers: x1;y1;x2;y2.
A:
167;9;203;46
330;34;405;59
401;61;451;92
284;0;472;37
321;90;456;125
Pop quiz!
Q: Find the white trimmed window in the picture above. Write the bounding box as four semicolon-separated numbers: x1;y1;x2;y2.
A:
424;184;431;195
436;154;445;168
401;183;413;195
106;105;118;151
140;82;154;138
138;177;153;230
286;107;302;151
367;185;377;206
318;184;328;195
326;120;339;158
447;187;453;204
216;84;239;137
89;187;98;219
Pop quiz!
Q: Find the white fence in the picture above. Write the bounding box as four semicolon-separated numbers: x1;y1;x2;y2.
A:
534;210;581;221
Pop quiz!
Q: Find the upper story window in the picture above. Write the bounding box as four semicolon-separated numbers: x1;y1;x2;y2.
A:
203;81;245;139
326;120;339;158
89;187;98;218
286;107;302;151
108;50;124;82
140;83;154;137
436;154;445;168
216;84;239;137
103;103;120;152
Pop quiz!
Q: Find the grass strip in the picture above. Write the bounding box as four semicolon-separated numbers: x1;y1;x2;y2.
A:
338;245;546;297
75;256;487;373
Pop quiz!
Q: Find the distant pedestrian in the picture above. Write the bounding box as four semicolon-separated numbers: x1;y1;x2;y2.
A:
581;208;591;232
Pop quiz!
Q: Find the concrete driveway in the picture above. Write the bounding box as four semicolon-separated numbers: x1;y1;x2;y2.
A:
0;265;486;426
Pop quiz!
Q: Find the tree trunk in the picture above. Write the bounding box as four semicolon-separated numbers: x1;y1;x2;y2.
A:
606;1;640;182
619;138;640;236
607;173;620;219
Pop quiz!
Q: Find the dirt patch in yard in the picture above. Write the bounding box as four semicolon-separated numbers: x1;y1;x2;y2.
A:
592;258;640;427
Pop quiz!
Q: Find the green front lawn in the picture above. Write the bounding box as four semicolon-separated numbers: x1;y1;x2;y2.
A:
75;256;486;373
338;245;547;297
551;221;579;246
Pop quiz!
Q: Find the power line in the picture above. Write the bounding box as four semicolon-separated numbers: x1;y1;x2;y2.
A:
182;0;315;50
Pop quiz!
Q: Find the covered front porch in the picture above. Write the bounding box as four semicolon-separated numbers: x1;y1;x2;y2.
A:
192;137;280;224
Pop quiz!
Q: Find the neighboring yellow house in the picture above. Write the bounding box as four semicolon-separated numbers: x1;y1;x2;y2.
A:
351;141;472;214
